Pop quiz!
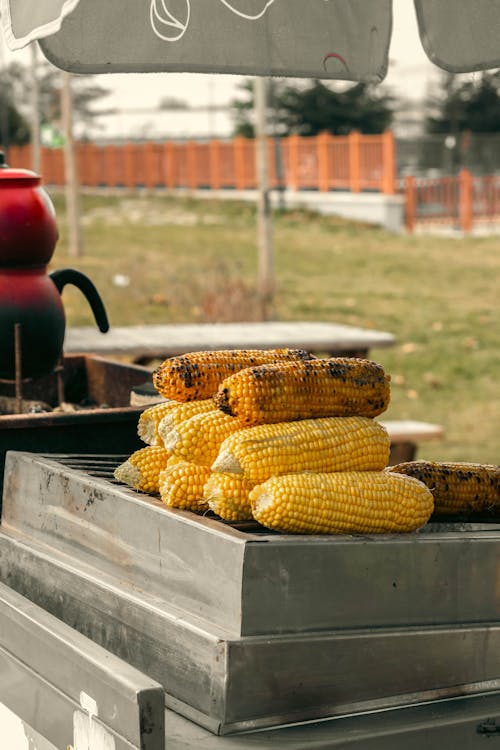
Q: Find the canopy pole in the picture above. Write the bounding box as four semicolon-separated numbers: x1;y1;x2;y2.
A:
30;43;41;174
61;71;84;258
254;76;274;321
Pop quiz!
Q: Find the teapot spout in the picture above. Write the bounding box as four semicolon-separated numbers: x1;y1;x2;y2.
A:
50;268;109;333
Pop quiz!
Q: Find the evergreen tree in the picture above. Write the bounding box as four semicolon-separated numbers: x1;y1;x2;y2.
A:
232;78;395;137
0;63;30;147
425;70;500;134
0;59;112;146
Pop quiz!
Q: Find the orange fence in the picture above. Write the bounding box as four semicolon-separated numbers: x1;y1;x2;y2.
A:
404;169;500;232
7;131;396;195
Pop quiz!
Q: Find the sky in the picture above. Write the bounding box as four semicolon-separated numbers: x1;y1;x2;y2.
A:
1;0;438;140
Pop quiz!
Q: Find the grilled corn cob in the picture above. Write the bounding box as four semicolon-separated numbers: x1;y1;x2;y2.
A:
214;357;390;426
204;473;255;521
212;416;390;482
250;470;433;534
387;461;500;515
156;399;214;445
163;409;243;466
152;348;311;402
159;461;211;512
114;445;170;494
137;400;177;445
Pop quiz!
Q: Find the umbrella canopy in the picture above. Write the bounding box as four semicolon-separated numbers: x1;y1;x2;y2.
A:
2;0;500;79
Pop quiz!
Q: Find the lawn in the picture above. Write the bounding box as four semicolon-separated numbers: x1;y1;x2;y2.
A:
50;191;499;464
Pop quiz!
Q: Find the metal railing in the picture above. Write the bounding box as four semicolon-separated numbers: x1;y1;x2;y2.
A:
7;131;396;195
404;169;500;232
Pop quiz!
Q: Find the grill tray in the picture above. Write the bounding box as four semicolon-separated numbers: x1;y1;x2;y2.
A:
2;451;500;735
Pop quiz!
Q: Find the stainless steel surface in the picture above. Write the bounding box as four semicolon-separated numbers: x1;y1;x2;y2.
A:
0;581;165;750
163;693;500;749
3;451;500;735
4;452;500;637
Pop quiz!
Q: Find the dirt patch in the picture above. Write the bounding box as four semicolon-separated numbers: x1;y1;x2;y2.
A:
81;199;225;227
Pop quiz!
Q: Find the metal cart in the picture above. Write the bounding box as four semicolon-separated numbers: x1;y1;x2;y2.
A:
1;451;500;748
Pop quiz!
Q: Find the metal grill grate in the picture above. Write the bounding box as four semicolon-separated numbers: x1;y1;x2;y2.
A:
36;454;500;534
40;454;270;533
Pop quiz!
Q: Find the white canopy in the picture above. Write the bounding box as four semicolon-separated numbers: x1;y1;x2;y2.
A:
2;0;500;79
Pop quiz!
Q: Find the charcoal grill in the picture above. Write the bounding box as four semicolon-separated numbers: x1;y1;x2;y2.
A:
0;354;153;512
2;450;500;743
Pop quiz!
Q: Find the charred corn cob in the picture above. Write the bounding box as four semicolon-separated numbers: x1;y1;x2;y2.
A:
387;461;500;515
137;400;177;445
159;461;211;512
204;473;255;521
163;409;243;467
156;399;214;445
250;470;433;534
114;445;170;494
212;416;390;483
214;357;390;426
152;348;311;402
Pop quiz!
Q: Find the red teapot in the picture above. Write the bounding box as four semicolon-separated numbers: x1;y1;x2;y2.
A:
0;156;108;379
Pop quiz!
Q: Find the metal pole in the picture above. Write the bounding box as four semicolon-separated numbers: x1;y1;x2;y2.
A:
30;43;41;173
254;76;274;320
61;71;83;257
0;11;10;160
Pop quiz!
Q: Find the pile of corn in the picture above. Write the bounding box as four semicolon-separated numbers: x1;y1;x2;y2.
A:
114;349;499;535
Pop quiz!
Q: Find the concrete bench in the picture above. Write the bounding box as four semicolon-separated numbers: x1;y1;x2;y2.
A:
379;420;444;465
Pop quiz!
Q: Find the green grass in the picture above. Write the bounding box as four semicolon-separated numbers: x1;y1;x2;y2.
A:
50;191;500;464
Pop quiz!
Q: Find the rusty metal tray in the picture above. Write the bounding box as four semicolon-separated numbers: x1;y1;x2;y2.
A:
0;354;151;504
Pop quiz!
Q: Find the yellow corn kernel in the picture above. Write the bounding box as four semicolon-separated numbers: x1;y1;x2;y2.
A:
250;470;433;534
165;454;186;468
163;409;243;467
137;400;177;445
214;357;390;426
114;445;170;494
387;461;500;515
204;473;255;521
157;399;214;445
212;416;390;483
152;348;311;402
159;461;211;512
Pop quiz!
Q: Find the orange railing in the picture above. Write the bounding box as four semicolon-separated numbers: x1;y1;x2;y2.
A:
7;131;396;195
404;169;500;232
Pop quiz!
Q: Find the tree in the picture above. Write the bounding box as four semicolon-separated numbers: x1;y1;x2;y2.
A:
35;63;113;138
1;59;113;143
0;63;31;147
232;78;395;137
425;70;500;134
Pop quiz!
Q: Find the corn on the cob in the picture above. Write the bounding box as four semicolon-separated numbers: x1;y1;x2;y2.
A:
212;416;390;482
114;445;170;494
204;473;255;521
214;357;390;426
159;461;211;512
156;398;218;445
387;461;500;515
250;470;433;534
137;400;177;446
163;408;243;466
152;348;311;402
165;454;186;468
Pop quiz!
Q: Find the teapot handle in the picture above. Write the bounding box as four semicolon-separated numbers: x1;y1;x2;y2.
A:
50;269;109;333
